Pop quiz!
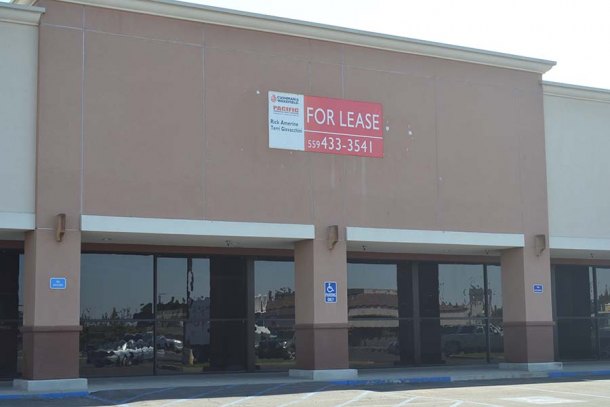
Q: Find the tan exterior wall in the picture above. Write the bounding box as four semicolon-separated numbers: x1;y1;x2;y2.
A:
34;0;547;236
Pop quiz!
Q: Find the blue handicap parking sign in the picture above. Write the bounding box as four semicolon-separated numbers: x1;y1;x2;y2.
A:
533;284;543;294
324;281;337;303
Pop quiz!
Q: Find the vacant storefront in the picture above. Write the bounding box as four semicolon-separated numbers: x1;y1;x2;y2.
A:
80;253;296;376
6;0;595;391
78;253;508;377
347;261;503;368
552;264;610;361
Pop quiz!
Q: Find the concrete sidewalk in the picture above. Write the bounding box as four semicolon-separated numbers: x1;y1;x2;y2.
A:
3;362;610;400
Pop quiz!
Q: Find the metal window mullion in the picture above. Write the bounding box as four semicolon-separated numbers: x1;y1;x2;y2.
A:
484;264;491;363
153;255;158;376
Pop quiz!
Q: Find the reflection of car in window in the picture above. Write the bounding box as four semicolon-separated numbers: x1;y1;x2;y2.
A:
256;336;295;360
442;324;503;356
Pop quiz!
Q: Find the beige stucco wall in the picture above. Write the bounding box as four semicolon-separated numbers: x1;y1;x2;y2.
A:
545;90;610;239
0;8;39;217
35;0;549;237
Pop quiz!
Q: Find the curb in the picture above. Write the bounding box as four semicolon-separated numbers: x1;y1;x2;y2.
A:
0;391;89;400
3;369;610;400
331;376;452;386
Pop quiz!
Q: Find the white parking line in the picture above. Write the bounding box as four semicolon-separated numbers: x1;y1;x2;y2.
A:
159;385;236;407
526;386;610;400
400;395;500;407
275;384;335;407
392;396;419;406
221;383;291;406
334;390;372;407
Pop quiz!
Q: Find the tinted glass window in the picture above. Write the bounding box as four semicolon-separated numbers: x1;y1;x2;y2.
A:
157;257;187;320
81;254;153;320
348;263;397;316
554;265;593;318
487;265;502;318
254;261;295;371
596;268;610;315
254;261;295;319
439;264;485;318
189;259;210;320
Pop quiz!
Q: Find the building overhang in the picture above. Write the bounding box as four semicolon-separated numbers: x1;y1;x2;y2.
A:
0;211;35;240
346;227;524;256
0;2;44;26
550;236;610;260
81;215;314;249
14;0;555;74
543;81;610;103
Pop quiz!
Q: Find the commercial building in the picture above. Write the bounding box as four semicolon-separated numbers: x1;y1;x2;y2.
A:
1;0;610;391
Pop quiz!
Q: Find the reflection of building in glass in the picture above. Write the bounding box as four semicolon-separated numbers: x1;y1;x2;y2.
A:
348;289;398;328
185;297;210;346
255;288;295;319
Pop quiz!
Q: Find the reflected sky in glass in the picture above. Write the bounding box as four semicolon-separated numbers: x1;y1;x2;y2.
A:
81;254;153;319
348;263;397;289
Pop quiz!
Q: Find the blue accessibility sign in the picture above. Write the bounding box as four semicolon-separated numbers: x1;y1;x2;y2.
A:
50;277;67;290
533;284;543;294
324;281;337;303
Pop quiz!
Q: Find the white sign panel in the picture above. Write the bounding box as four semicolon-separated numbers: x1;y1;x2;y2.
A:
268;91;305;151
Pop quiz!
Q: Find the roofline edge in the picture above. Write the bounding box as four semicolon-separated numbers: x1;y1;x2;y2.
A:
543;81;610;103
1;2;45;26
20;0;556;74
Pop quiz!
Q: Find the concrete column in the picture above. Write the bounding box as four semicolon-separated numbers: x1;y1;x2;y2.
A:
498;86;560;371
16;5;87;390
22;229;81;380
290;227;356;380
500;242;559;369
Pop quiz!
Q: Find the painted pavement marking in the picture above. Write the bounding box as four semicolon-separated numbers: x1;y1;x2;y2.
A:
334;390;372;407
275;383;335;407
525;385;610;400
500;396;584;404
220;383;292;407
392;396;419;406
159;385;237;407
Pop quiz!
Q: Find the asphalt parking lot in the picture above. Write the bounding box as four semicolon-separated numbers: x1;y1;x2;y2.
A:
3;377;610;407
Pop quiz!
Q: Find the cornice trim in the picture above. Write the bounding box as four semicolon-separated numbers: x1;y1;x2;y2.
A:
1;3;44;26
543;81;610;103
26;0;555;73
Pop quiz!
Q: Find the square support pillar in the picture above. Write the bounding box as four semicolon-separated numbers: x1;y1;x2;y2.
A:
500;244;555;364
22;229;81;380
291;234;354;377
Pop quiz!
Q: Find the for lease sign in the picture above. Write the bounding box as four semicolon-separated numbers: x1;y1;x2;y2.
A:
268;91;383;158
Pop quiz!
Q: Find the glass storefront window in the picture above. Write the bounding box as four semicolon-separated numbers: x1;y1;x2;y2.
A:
348;263;397;317
439;319;488;365
554;265;593;318
439;264;485;318
488;319;504;362
348;321;400;368
156;258;187;320
486;265;502;318
254;261;295;371
80;321;155;377
596;268;610;317
557;318;597;360
0;252;23;379
348;262;500;368
81;254;154;320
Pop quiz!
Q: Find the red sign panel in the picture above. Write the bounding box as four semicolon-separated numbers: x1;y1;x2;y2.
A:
269;91;383;158
304;96;383;158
